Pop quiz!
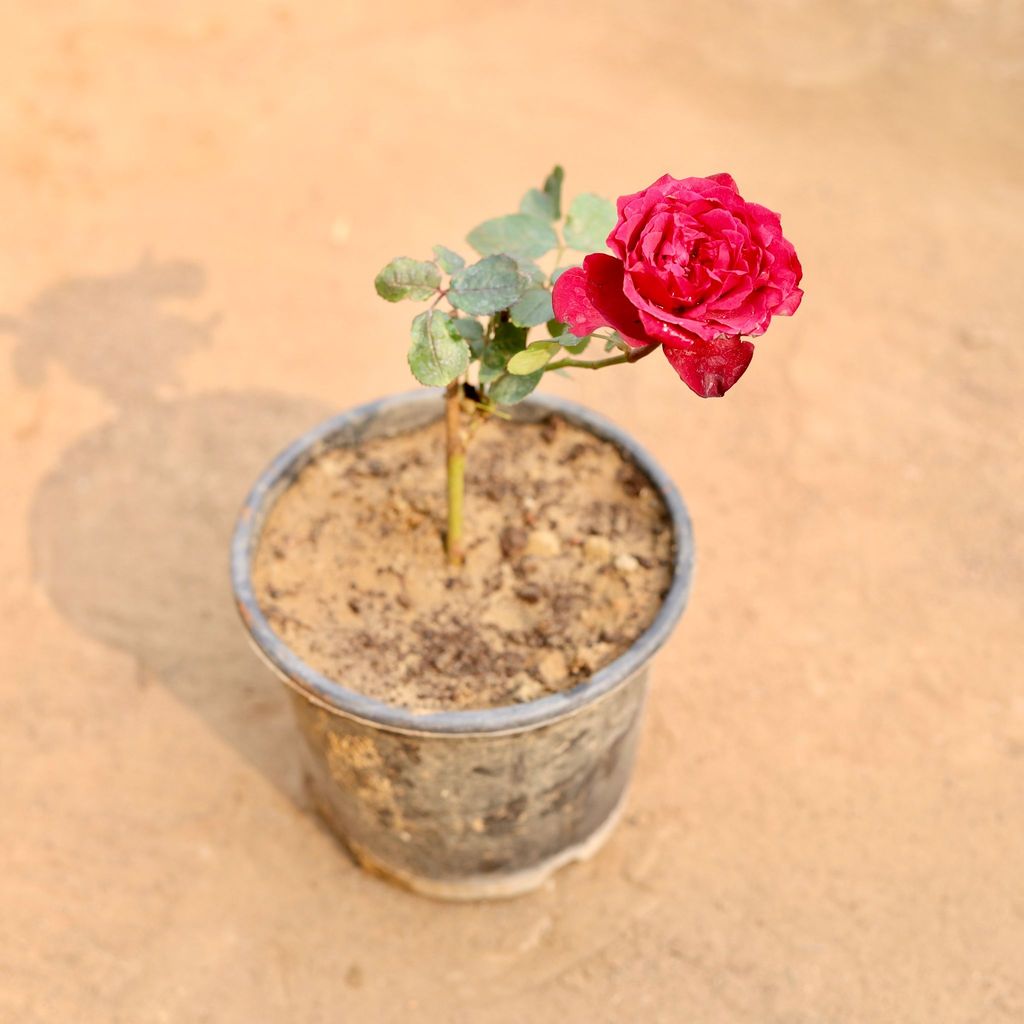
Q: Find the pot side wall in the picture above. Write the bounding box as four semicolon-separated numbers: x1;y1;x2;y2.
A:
291;668;648;895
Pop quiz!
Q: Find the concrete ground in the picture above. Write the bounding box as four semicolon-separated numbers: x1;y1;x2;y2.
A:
2;2;1022;1021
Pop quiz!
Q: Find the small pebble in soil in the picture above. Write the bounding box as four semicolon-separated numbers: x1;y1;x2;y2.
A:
614;553;640;574
525;529;560;557
538;649;568;686
583;535;613;563
521;497;539;526
514;675;546;702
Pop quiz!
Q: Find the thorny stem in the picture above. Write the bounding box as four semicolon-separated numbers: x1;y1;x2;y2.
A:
444;381;465;568
544;343;659;373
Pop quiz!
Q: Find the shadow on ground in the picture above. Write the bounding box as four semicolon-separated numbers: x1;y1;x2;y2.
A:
5;258;331;799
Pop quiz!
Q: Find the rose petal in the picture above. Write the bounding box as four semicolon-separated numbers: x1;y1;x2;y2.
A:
551;255;657;348
707;172;739;192
551;267;606;336
638;308;712;345
774;287;803;316
662;336;755;398
588;172;801;396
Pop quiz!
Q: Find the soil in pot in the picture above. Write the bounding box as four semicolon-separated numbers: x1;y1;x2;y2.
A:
251;413;674;712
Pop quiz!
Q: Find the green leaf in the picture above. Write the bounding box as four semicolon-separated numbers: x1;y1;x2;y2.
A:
480;322;528;384
515;259;547;285
432;245;465;274
564;336;591;355
564;193;617;252
547;318;567;337
481;323;542;402
520;188;557;222
489;367;543;405
467;213;559;260
509;287;554;328
453;317;483;342
449;255;524;316
454;317;485;357
374;257;442;302
508;341;560;375
407;310;470;387
544;165;565;219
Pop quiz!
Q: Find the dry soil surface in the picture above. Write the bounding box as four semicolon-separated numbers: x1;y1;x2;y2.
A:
2;3;1022;1023
252;415;673;711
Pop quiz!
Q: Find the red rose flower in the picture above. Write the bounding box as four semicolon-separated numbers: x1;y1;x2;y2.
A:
552;173;802;397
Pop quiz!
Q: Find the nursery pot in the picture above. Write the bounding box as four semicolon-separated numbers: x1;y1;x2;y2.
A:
231;391;694;900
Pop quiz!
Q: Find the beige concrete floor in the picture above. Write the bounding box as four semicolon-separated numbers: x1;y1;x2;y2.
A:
2;2;1022;1021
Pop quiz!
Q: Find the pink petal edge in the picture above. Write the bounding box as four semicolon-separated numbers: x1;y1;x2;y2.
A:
552;255;657;348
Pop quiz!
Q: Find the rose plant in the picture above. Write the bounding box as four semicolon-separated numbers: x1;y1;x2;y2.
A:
231;166;803;898
375;167;802;567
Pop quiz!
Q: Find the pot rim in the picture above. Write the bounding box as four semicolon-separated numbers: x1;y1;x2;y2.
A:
230;390;694;736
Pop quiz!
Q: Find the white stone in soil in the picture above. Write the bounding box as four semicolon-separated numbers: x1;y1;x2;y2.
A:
525;529;561;557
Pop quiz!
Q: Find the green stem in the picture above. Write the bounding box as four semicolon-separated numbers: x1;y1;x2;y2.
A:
444;382;465;568
544;343;659;373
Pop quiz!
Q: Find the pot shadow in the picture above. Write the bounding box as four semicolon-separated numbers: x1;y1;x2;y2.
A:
6;257;331;800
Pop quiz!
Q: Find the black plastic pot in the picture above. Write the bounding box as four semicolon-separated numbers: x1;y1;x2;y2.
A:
231;391;694;899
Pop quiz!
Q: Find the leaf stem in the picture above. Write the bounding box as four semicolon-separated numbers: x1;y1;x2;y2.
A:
544;343;659;373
